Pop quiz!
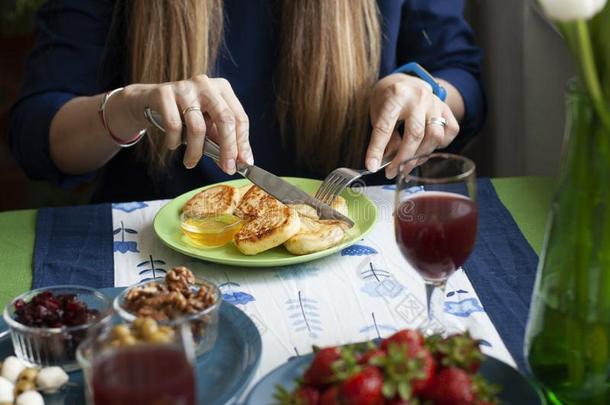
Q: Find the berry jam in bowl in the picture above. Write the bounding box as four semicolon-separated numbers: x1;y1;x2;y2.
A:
3;285;112;371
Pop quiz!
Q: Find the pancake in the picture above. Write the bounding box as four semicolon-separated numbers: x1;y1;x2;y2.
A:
330;195;349;217
235;185;285;220
284;216;346;255
288;204;320;220
182;184;240;218
234;206;301;255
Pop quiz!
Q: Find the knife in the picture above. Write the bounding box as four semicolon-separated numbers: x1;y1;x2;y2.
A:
144;108;355;227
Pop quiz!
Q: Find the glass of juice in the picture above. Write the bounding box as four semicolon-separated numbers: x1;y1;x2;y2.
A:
80;318;197;405
394;153;477;334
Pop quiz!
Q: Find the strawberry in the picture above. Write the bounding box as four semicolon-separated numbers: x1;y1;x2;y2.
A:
319;386;340;405
381;330;424;354
422;367;474;405
371;342;436;402
273;385;320;405
338;365;384;405
409;347;436;396
359;348;386;365
472;374;501;404
431;332;484;373
294;386;320;405
304;347;342;387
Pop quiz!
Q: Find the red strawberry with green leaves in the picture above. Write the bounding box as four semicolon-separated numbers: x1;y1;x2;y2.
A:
422;367;474;405
430;332;484;373
381;330;424;354
273;385;320;405
338;365;384;405
472;374;501;404
370;342;436;401
319;386;340;405
295;386;320;405
384;399;412;405
359;348;386;365
304;347;342;387
409;347;436;396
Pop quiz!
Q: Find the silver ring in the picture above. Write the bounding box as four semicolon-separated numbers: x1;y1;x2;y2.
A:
182;105;202;116
426;117;447;128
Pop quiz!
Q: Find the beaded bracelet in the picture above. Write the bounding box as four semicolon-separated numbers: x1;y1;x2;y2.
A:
98;87;146;148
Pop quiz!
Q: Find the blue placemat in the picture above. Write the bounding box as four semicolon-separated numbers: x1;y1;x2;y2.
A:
463;179;538;371
32;179;538;370
33;203;114;289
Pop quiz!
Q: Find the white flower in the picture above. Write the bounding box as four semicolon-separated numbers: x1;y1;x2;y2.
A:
539;0;607;21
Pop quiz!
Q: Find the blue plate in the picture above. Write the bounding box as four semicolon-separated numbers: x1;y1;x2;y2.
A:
0;287;261;405
245;353;546;405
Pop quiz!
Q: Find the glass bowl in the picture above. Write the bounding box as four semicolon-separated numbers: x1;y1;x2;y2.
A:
3;285;112;371
113;278;221;356
180;212;243;248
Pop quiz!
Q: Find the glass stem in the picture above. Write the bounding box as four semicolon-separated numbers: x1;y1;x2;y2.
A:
425;281;447;336
425;283;436;322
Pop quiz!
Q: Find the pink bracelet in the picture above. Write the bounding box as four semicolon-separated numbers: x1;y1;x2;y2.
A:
99;87;146;147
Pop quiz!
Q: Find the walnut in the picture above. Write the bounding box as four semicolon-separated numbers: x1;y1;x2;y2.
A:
135;306;156;318
186;298;206;312
122;266;216;324
170;291;188;311
195;285;214;305
124;282;169;311
166;266;195;293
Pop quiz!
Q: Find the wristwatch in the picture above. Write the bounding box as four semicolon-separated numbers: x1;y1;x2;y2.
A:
393;62;447;102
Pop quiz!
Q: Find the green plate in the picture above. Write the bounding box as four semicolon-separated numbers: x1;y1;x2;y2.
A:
153;177;378;267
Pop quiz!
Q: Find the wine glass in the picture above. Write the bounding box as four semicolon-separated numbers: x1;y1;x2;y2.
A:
77;318;197;405
394;153;477;334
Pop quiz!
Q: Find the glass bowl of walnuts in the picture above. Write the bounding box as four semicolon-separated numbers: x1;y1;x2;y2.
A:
113;267;222;356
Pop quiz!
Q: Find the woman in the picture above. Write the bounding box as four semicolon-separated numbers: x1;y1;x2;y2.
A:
9;0;484;203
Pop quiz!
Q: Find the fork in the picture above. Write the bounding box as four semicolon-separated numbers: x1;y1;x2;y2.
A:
315;150;397;205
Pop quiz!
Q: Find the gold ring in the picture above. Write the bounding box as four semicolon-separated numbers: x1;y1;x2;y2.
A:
426;117;447;127
182;105;202;116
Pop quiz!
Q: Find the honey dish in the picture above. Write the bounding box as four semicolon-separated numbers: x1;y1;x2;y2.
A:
180;212;243;248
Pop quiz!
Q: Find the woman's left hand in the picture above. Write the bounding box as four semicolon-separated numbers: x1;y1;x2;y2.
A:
366;73;460;179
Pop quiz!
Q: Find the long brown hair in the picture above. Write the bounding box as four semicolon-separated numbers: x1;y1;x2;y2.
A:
128;0;381;174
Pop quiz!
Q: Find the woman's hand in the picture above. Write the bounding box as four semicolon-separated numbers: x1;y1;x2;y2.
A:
109;75;252;174
366;73;460;179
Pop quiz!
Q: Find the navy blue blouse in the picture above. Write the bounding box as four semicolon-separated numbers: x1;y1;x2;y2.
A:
9;0;484;203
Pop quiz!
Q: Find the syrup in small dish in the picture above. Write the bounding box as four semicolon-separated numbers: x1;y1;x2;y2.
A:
180;213;243;248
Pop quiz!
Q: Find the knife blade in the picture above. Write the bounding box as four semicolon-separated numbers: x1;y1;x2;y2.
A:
144;108;355;227
237;164;354;226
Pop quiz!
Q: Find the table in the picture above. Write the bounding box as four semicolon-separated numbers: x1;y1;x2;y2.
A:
0;176;554;314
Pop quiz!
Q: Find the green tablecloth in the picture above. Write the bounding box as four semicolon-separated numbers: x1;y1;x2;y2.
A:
0;177;555;309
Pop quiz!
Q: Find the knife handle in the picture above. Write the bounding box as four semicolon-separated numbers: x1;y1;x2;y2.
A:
144;108;221;164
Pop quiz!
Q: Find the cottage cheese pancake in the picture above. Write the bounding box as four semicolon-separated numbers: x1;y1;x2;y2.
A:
234;206;301;255
235;185;286;220
182;185;240;218
284;216;346;255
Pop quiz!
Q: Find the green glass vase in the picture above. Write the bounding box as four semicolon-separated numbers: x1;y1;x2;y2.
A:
525;81;610;404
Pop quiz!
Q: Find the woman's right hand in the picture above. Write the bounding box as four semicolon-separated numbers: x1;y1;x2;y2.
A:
107;75;252;174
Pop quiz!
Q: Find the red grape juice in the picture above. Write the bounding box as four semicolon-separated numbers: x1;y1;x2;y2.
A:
91;345;196;405
395;191;477;282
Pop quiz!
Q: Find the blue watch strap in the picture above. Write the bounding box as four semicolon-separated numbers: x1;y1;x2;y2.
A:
393;62;447;102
